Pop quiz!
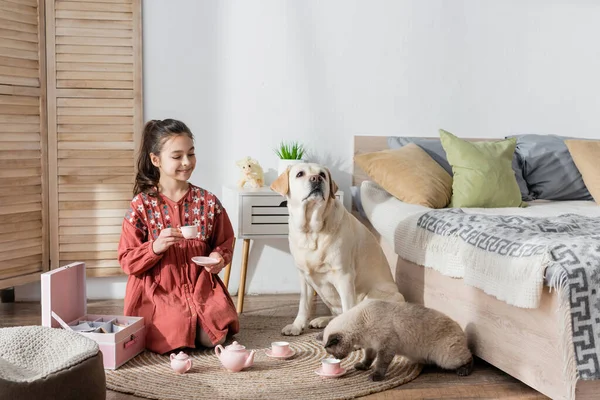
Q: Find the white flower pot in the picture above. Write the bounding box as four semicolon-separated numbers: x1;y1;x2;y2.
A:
277;159;304;176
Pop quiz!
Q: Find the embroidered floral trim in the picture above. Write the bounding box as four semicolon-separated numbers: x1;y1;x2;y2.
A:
124;186;221;242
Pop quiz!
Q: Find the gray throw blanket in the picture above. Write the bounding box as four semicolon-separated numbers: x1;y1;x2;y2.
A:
407;209;600;380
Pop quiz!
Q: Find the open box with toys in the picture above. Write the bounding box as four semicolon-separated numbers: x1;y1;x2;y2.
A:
41;261;146;370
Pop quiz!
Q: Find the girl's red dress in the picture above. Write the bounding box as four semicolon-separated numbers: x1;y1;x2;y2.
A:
118;184;239;354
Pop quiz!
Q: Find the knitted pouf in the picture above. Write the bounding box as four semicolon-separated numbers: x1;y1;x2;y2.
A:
0;326;105;400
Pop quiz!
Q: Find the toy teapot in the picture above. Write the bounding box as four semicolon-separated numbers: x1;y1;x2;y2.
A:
170;351;192;374
215;341;255;372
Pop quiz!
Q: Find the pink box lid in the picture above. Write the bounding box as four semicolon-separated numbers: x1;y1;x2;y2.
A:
41;262;87;328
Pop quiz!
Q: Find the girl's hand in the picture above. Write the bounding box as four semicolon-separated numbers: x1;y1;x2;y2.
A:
204;252;225;274
152;227;183;254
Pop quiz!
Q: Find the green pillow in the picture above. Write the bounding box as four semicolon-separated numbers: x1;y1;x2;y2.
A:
439;129;526;208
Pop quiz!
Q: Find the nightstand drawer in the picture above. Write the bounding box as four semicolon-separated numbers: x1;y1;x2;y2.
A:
241;196;289;235
252;215;288;224
222;185;344;239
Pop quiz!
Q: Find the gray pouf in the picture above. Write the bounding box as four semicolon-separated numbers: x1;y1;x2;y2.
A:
0;326;105;400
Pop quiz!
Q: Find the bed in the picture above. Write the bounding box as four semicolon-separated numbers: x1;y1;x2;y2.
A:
352;135;599;400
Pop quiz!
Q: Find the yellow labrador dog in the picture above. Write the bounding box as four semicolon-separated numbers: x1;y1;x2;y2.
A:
271;163;405;336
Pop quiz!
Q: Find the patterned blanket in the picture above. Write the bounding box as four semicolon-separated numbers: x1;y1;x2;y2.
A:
397;209;600;380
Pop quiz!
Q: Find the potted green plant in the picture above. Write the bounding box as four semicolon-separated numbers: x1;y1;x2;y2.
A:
274;141;306;175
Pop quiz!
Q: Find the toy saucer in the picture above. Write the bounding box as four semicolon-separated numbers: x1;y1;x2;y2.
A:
314;367;346;378
265;348;296;359
191;256;219;266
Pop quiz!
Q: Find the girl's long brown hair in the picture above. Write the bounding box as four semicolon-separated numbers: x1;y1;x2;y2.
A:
133;119;194;196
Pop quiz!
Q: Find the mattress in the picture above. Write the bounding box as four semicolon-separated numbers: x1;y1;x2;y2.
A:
359;180;600;249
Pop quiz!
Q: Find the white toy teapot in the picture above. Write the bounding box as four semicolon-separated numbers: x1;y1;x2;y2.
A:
215;341;255;372
170;351;192;374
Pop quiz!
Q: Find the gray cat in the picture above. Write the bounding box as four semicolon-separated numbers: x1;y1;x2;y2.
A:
321;299;473;381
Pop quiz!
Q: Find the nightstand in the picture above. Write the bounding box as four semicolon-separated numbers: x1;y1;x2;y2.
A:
221;185;344;313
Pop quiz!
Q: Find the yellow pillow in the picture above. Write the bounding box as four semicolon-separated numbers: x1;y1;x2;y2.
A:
354;143;452;208
565;139;600;204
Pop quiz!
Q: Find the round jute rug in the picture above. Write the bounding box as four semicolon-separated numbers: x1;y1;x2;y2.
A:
106;315;422;400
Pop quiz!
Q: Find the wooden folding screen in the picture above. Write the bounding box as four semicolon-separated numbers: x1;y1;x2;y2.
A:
46;0;143;276
0;0;49;288
0;0;142;288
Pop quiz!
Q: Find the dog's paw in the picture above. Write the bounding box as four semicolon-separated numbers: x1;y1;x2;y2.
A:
315;331;324;341
281;324;303;336
309;316;333;329
369;372;386;381
354;362;371;371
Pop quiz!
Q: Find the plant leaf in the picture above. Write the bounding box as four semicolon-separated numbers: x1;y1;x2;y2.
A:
274;140;305;159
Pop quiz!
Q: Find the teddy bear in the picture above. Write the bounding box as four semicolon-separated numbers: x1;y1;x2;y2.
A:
236;156;265;188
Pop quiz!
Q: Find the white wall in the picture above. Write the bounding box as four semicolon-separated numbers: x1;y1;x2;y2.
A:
15;0;600;301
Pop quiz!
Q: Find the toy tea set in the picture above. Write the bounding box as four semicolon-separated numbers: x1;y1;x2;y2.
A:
181;225;226;267
175;215;345;378
171;340;346;378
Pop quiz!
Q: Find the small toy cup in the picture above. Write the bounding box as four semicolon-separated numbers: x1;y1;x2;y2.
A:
180;225;198;239
321;358;342;374
271;341;290;356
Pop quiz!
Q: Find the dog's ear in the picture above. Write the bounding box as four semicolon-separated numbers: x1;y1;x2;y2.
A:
326;168;338;200
270;168;290;196
324;333;342;348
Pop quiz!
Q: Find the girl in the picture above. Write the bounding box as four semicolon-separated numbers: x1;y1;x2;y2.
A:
118;119;239;354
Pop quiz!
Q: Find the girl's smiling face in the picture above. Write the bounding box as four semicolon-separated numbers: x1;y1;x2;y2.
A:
151;135;196;184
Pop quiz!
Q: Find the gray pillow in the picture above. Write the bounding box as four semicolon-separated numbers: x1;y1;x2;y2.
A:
388;136;532;201
508;134;593;201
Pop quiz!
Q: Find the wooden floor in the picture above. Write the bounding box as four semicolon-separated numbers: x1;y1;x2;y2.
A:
0;294;548;400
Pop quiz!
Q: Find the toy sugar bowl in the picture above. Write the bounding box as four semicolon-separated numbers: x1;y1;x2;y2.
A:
170;351;192;374
215;341;255;372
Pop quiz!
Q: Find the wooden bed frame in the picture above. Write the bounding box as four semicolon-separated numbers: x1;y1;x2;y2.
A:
352;136;597;400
